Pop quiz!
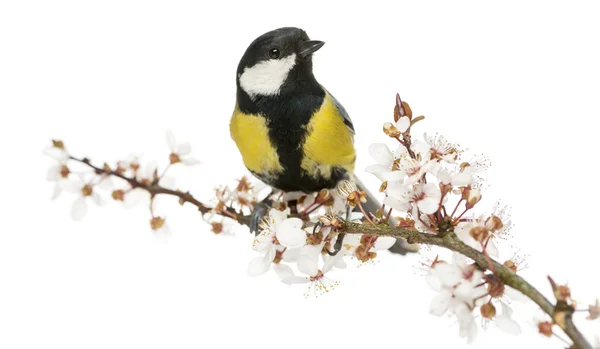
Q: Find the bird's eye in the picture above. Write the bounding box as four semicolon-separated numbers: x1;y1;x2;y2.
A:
268;48;280;59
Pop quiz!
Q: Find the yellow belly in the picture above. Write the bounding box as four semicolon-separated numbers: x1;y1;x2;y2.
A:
300;92;356;179
229;106;284;177
229;92;356;182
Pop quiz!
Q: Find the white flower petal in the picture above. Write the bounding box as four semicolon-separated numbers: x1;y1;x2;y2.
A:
435;167;452;185
44;147;69;162
322;252;344;273
275;218;306;248
451;171;474;186
51;183;62;200
378;170;406;182
411;139;430;158
373;236;396;250
394;143;407;156
397;116;410;133
365;164;390;175
71;197;88;221
268;208;289;225
383;196;409;212
60;180;82;193
97;177;113;191
299;194;315;212
334;257;347;269
422;183;441;200
273;263;295;280
91;193;104;206
432;263;463;286
369;143;394;166
430;292;451;316
158;176;176;190
297;255;319;277
499;301;514;318
457;310;478;343
247;254;271;277
386;181;408;198
486;239;499;258
495;315;521;335
282;276;309;285
417;196;439;214
282;247;302;262
166;130;177;151
177;142;192;156
124;188;149;208
425;274;443;292
46;165;60;181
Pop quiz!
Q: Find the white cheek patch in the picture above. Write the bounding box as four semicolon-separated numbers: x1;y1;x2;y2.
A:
239;53;297;99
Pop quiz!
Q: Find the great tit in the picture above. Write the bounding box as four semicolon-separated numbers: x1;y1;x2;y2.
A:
229;27;417;255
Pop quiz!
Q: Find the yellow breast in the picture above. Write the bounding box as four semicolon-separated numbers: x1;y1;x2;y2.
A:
229;106;284;176
301;92;356;179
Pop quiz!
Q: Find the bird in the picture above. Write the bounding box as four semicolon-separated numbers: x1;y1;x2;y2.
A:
229;27;417;255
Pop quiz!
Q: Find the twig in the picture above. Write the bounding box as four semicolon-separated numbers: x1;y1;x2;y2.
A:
70;156;251;225
67;155;592;349
343;222;592;349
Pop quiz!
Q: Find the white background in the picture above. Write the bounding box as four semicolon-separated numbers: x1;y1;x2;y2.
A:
1;1;599;348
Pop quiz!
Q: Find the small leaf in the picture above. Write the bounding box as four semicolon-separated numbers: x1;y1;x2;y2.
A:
411;115;425;126
401;101;413;119
52;139;65;149
393;104;401;122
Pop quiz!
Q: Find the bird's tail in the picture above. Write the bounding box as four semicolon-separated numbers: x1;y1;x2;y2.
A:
352;175;420;255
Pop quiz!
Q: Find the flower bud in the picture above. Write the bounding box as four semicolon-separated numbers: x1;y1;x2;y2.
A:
487;277;505;298
60;165;70;178
480;302;496;319
485;215;504;232
169;152;181;164
503;260;517;273
470;226;489;243
379;181;388;192
112;189;125;201
315;189;331;204
52;139;65;149
537;321;553;337
211;222;223;234
587;299;600;320
383;122;401;138
81;184;93;197
150;216;166;230
462;187;482;209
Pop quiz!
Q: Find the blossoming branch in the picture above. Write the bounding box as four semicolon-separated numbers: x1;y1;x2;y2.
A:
44;95;599;349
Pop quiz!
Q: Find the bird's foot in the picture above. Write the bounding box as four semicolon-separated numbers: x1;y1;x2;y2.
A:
249;200;272;235
325;232;345;256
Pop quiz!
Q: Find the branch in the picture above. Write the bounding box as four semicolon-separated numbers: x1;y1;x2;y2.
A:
67;153;592;348
343;223;593;349
69;156;252;226
68;155;592;348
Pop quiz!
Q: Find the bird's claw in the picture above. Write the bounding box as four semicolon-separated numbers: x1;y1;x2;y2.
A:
326;232;345;256
249;201;271;235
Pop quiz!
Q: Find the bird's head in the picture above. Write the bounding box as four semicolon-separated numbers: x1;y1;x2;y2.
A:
236;27;324;99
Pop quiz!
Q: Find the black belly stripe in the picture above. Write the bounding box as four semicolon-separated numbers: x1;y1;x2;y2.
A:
236;81;349;193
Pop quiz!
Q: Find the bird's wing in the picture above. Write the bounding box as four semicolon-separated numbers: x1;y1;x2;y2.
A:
325;89;355;134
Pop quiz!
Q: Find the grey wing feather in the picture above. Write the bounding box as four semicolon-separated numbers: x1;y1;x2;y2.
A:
325;89;355;134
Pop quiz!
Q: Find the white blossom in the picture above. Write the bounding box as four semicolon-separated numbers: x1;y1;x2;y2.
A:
365;143;406;181
60;179;104;221
427;254;487;342
386;182;441;215
166;130;200;166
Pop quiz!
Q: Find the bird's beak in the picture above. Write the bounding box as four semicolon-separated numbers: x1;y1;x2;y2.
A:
298;40;325;58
